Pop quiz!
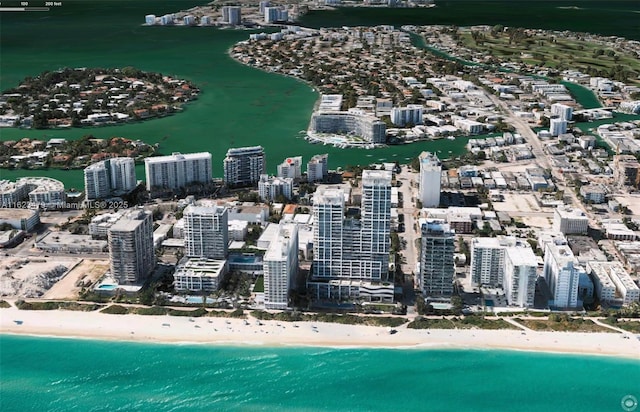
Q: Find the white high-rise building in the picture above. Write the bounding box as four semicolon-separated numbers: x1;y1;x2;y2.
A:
184;205;228;260
259;0;270;14
470;236;515;287
84;161;111;200
503;245;538;307
258;174;293;202
84;157;137;200
310;170;391;286
543;237;583;309
223;146;265;187
108;208;155;284
307;154;328;183
145;14;156;25
419;151;441;208
277;156;302;179
264;6;281;23
551;103;573;121
263;223;299;309
390;105;423;126
419;219;455;297
144;152;211;195
549;117;568;136
553;205;589;234
221;6;241;25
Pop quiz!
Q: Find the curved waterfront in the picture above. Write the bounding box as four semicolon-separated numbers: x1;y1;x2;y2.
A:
2;1;638;187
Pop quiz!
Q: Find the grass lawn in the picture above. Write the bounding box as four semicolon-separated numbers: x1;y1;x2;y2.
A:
459;29;640;83
514;317;616;333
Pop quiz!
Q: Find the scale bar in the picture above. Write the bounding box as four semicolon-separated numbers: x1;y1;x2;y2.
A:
0;7;50;12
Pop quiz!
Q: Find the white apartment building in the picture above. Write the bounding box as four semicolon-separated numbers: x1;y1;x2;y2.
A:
587;261;640;306
390;105;423;126
307;153;328;183
223;146;265;187
549;117;568;137
84;157;136;200
174;257;228;292
551;103;573;121
470;236;515;286
184;205;228;260
553;205;589;235
503;245;538;307
419;219;455;297
264;6;283;23
221;6;241;25
277;156;303;179
263;223;299;309
310;112;386;144
309;171;392;298
108;208;155;284
258;174;293;202
419;151;441;208
11;177;66;209
144;152;211;194
543;238;583;309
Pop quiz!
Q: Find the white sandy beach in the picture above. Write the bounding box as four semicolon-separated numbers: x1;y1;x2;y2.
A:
1;307;639;358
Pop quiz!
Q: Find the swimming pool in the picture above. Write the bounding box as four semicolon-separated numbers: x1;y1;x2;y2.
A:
96;284;117;291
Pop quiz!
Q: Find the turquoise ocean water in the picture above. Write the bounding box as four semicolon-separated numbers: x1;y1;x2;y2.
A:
1;2;640;409
0;334;638;412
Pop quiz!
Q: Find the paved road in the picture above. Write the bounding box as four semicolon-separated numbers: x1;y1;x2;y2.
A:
488;93;598;226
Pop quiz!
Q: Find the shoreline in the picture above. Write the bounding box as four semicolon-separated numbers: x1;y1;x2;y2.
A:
2;308;638;360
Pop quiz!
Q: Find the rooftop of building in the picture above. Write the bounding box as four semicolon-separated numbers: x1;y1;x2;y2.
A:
264;224;297;261
184;204;227;216
0;208;38;220
505;244;538;266
109;208;150;231
225;146;264;156
144;152;211;163
175;257;227;275
555;205;588;219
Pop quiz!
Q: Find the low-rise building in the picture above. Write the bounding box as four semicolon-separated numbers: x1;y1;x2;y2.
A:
173;257;228;292
0;208;40;232
553;206;589;235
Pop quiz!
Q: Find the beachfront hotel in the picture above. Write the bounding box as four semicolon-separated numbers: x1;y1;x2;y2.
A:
263;223;299;309
310;112;386;144
543;237;583;309
223;146;266;187
307;154;328;183
308;170;392;300
108;208;155;284
503;244;538;307
470;236;514;287
173;257;229;292
418;151;441;208
587;261;640;307
184;205;229;260
144;152;212;195
84;157;137;200
419;219;455;297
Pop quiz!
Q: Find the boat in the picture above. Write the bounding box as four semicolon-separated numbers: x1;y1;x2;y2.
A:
447;136;456;140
